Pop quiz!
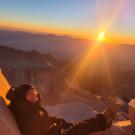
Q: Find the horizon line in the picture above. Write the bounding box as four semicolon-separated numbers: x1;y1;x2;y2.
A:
0;27;135;46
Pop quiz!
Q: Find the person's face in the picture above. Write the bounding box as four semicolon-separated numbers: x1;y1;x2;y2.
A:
25;88;39;103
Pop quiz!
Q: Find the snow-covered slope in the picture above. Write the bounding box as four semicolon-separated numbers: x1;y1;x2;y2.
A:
46;102;97;122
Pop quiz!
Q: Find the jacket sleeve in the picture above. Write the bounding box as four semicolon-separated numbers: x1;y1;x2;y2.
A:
63;114;107;135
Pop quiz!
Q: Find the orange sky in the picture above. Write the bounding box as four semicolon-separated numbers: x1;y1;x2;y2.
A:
1;20;135;45
0;0;135;45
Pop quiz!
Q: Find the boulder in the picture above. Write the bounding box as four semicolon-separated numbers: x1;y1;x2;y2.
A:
128;99;135;131
0;97;21;135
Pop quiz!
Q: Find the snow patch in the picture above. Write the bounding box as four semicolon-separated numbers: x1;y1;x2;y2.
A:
46;102;97;122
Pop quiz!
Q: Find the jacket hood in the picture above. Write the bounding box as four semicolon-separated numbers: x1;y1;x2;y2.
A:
6;84;34;100
6;86;43;118
6;84;42;106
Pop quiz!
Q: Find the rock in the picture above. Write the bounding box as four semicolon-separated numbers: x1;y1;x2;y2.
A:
0;97;21;135
128;99;135;131
91;125;131;135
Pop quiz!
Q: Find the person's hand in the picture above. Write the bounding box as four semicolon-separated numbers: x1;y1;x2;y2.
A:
102;106;117;127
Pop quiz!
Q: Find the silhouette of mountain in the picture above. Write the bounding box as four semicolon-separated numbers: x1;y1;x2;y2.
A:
0;30;91;60
0;45;58;68
1;31;135;100
0;46;85;105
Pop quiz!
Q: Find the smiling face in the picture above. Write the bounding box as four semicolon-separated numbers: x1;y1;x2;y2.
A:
25;88;39;103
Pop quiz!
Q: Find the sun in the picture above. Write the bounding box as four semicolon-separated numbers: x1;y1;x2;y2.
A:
97;32;105;41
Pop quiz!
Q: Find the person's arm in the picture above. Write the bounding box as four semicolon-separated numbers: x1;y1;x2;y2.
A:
85;113;107;131
62;114;107;135
63;107;116;135
80;114;107;133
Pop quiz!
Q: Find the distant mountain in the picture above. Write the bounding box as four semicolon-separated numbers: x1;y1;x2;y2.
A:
0;30;91;60
0;46;86;104
1;30;135;99
0;45;58;68
73;44;135;72
68;44;135;98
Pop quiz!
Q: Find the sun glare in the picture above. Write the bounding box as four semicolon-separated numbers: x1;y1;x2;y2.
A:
97;32;105;41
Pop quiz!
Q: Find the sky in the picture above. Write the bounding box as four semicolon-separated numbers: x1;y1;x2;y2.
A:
0;0;135;44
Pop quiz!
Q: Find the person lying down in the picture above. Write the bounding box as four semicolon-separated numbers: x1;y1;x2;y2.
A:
6;84;116;135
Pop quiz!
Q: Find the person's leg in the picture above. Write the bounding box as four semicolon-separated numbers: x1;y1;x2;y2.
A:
62;114;107;135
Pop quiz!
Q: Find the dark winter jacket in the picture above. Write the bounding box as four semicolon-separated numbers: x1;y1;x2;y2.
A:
6;87;108;135
6;87;72;135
